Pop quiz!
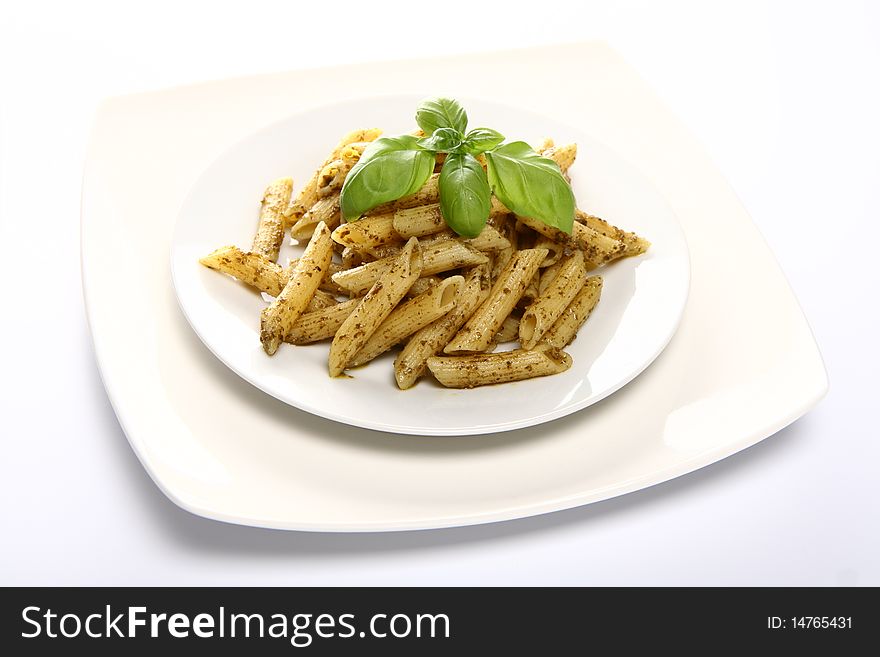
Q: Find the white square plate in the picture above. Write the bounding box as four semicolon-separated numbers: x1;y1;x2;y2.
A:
82;43;827;531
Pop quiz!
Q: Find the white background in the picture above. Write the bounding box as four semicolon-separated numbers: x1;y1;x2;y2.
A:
1;0;877;585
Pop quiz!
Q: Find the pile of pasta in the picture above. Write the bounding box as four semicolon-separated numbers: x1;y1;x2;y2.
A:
200;129;650;389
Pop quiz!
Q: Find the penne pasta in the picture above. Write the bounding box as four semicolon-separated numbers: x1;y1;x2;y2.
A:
427;347;572;388
251;177;293;261
533;234;565;266
200;245;287;296
200;245;345;298
520;270;541;307
406;275;443;298
284;297;362;345
489;195;510;217
424;226;511;253
494;314;520;344
316;141;369;198
576;210;651;257
418;239;490;275
288;258;346;295
292;193;341;241
341;246;368;270
308;289;339;311
464;225;511;252
331;213;399;251
538;260;563;296
541;276;603;349
260;222;333;355
394;267;486;389
331;239;488;296
368;174;440;215
391;204;444;238
444;248;547;353
542;143;577;174
287;128;382;221
515;214;626;267
490;214;517;282
375;224;510;259
392;202;509;240
519;250;587;349
328;238;422;376
316;159;347;198
348;276;463;367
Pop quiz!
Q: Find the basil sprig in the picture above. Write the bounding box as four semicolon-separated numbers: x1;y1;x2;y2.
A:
340;97;575;237
415;97;468;135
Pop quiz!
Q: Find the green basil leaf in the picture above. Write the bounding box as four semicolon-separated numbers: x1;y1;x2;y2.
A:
485;141;575;234
416;127;464;153
463;127;504;154
439;152;491;239
340;135;435;220
415;97;468;136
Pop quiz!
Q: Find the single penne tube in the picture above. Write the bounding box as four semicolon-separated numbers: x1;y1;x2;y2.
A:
260;222;333;355
542;143;577;174
494;314;520;343
392;204;444;238
315;142;370;198
292;194;341;240
533;234;565;266
316;159;348;198
287;128;382;221
576;210;651;257
541;276;603;349
341;246;369;271
348;276;463;368
319;263;347;296
331;239;487;296
489;195;510;217
339;141;370;163
419;225;511;253
366;241;408;260
308;289;338;311
427;347;572;388
368;173;440;215
538;260;563;295
331;213;400;250
200;245;287;296
392;202;509;240
490;215;517;282
284;297;362;345
444;248;547;354
519;270;541;307
406;275;443;298
287;258;346;295
420;240;490;275
328;238;422;376
251;177;293;261
394;267;485;389
467;224;512;252
519;250;587;349
515;214;626;266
